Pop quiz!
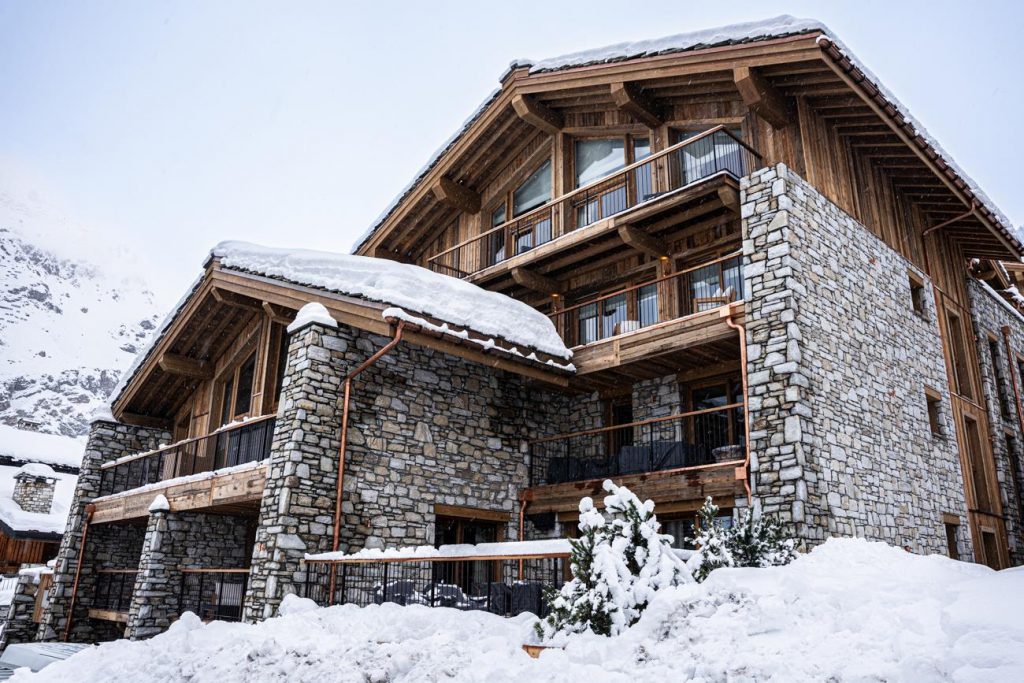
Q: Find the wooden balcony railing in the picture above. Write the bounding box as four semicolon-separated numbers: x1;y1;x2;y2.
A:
179;568;250;622
97;415;276;498
427;126;761;278
550;251;742;347
528;404;745;488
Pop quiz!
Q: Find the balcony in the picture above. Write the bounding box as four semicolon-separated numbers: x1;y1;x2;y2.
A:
91;417;274;523
90;569;137;622
179;568;249;622
426;126;760;283
524;406;747;514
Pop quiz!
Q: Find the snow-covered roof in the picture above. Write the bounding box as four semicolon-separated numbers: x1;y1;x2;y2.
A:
353;15;1020;258
0;425;84;470
212;241;572;361
0;464;75;537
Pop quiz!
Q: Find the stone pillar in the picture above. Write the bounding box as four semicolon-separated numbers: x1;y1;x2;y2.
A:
38;418;169;642
742;163;815;539
244;318;347;621
1;571;49;648
124;503;178;640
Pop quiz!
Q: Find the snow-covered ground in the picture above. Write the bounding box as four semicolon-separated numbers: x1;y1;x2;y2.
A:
13;538;1024;682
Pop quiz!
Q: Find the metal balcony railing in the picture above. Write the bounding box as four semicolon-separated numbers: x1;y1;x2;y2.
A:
97;415;276;497
528;405;745;488
178;569;249;623
93;569;137;613
427;126;760;278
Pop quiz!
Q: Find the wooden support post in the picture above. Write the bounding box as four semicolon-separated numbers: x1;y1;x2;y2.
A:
511;267;562;296
732;66;790;129
609;81;663;129
511;94;563;135
157;353;213;380
617;224;668;258
431;176;481;214
262;301;293;324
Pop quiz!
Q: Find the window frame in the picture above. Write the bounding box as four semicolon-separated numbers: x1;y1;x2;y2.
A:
483;158;553;265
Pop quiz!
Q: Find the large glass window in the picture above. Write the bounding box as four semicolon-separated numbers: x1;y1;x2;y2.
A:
682;255;743;314
512;160;552;217
575;139;626;187
638;284;658;327
574;137;652;228
672;128;744;183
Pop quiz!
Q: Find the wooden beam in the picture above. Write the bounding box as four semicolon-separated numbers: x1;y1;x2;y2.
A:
609;81;663;128
732;66;790;128
157;352;213;380
119;412;173;430
372;246;414;264
717;186;740;214
211;287;262;312
262;301;293;324
430;176;481;214
511;267;562;295
617;224;668;258
511;94;563;135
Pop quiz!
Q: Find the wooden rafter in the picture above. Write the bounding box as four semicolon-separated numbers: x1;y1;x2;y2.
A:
431;176;481;214
617;224;668;258
157;352;213;380
511;94;563;134
211;287;262;312
732;66;790;128
609;81;663;128
511;267;562;295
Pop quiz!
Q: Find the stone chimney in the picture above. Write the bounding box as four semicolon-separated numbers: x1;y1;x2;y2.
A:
13;464;58;514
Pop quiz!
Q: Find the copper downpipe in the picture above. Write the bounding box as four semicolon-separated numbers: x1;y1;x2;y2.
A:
722;305;753;504
328;321;405;602
63;503;96;642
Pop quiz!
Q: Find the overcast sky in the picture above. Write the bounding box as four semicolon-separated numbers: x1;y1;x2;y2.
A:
2;0;1022;305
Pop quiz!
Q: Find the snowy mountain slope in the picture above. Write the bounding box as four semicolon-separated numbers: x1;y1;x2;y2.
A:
0;188;161;436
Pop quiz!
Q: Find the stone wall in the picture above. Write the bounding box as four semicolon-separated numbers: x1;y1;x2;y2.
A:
1;570;50;648
966;279;1024;564
742;163;970;556
13;470;57;513
38;419;169;642
125;509;252;639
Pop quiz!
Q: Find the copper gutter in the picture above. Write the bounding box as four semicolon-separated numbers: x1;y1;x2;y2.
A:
722;305;753;504
63;503;96;642
1002;326;1024;437
328;321;406;602
922;202;977;238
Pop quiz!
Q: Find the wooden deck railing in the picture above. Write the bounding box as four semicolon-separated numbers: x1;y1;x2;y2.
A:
427;126;761;278
97;415;276;498
550;251;742;347
528;404;745;488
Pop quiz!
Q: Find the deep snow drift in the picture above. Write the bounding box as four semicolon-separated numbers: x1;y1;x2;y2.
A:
15;539;1024;682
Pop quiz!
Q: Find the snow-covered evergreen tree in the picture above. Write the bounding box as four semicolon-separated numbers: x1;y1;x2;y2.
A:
536;479;691;639
690;497;798;582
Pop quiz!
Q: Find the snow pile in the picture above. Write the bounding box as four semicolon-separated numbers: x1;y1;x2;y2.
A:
0;426;84;469
0;465;76;534
148;494;170;513
286;302;337;333
212;241;571;360
18;538;1024;682
15;463;57;479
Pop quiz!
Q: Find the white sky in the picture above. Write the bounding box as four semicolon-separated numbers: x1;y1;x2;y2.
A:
2;0;1022;306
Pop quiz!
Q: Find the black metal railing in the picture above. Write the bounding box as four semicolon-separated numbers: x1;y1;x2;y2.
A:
427;126;760;278
529;405;745;487
303;555;567;617
551;253;743;347
98;416;276;497
93;569;137;613
178;569;249;622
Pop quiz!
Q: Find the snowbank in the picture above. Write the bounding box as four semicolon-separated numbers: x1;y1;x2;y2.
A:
0;426;84;469
16;538;1024;682
212;241;571;360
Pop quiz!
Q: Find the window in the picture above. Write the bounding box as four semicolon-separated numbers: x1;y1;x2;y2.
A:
988;337;1012;418
217;351;258;428
573;136;651;228
964;416;993;512
944;522;959;560
925;389;943;436
681;255;743;314
909;272;926;317
945;309;974;400
1007;434;1024;525
435;512;502;593
672;127;745;182
981;530;1001;570
606;395;634;456
687;379;745;459
267;323;290;410
486;160;553;265
572;276;660;345
662;508;734;550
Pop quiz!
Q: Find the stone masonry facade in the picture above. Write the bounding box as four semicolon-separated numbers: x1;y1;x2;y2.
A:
742;163;971;556
966;278;1024;564
12;470;57;513
38;419;169;642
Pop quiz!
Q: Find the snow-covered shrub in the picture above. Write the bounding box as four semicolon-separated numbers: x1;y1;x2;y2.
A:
690;497;798;582
536;479;691;639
